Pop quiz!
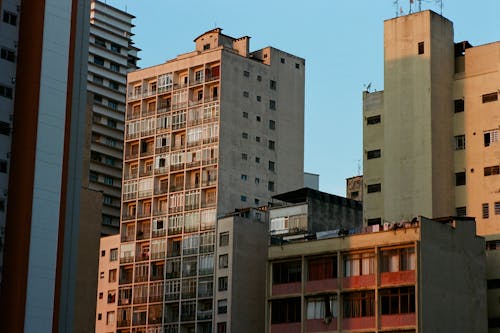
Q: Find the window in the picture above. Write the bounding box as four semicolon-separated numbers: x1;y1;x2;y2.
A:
496;202;500;215
0;85;12;99
219;254;228;268
255;157;260;163
240;195;247;202
89;171;98;182
273;260;301;284
367;218;381;226
3;11;17;26
417;41;424;55
343;291;375;318
256;115;261;122
456;206;467;216
97;313;102;320
380;287;415;315
108;269;117;283
100;271;104;279
483;203;489;219
295;63;300;69
241;132;249;139
257;75;262;81
344;253;375;277
0;159;7;173
242;111;248;118
243;70;249;77
256;95;261;102
241;153;248;160
94;36;106;47
454;99;464;113
482;92;498;103
380;247;416;272
106;311;115;325
109;80;119;90
99;292;103;299
104;176;114;185
101;250;105;257
255;178;260;184
271;298;301;324
269;161;275;172
366;115;381;125
203;44;210;50
484;166;500;176
110;43;121;53
93;94;102;103
217;322;227;333
269;100;276;110
455;172;466;186
218;299;227;314
455;135;465;150
110;248;118;261
367;183;381;193
366;149;381;159
268;140;275;150
0;47;15;62
243;91;249;97
267;182;274;192
280;58;285;64
269;120;276;129
93;55;105;66
218;276;228;291
307;296;337;320
110;62;120;72
219;232;229;247
308;256;337;280
484;129;499;147
270;80;277;90
107;118;117;128
255;136;261;143
254;198;260;205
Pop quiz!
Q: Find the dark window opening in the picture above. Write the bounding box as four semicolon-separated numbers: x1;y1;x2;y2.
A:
454;99;464;113
418;42;425;55
366;115;381;125
455;172;466;186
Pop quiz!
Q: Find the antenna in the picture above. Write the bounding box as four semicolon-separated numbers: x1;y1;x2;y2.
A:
436;0;443;15
394;0;399;17
357;159;361;176
418;0;422;11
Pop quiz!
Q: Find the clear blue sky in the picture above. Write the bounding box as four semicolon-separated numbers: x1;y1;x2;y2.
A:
105;0;500;196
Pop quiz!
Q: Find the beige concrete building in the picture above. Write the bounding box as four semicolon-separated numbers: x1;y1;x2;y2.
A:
115;28;304;332
88;0;140;234
96;235;120;333
267;216;487;333
346;176;363;202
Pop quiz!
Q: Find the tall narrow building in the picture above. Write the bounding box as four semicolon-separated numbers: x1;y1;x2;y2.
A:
88;0;140;234
116;28;304;332
363;10;500;236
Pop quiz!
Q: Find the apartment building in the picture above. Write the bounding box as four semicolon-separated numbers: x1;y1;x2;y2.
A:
96;235;121;333
267;216;487;333
0;0;90;331
88;0;140;234
362;10;500;236
116;28;304;332
0;0;21;285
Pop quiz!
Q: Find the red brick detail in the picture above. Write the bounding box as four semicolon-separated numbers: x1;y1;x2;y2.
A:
342;316;376;330
271;322;301;333
380;313;416;328
342;274;376;289
380;271;416;286
272;282;301;296
306;318;338;332
305;279;338;293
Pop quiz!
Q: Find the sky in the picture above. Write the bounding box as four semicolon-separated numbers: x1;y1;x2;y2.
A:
104;0;500;196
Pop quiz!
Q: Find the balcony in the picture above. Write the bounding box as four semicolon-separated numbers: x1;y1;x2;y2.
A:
120;256;134;264
270;323;301;333
151;251;165;261
342;316;375;331
198;289;213;298
155;146;169;154
306;318;338;332
342;274;376;289
137;211;151;220
148;315;162;325
158;86;172;94
197;310;212;321
142;109;155;118
124;172;138;180
136;253;150;262
122;213;135;221
134;275;148;283
380;270;416;286
305;279;338;293
133;296;148;305
119;273;133;285
117;320;131;328
186;161;201;169
380;313;416;328
170;163;185;172
125;152;139;160
202;158;218;166
149;294;163;303
152;229;166;238
118;298;131;306
123;193;137;201
154;167;169;175
143;89;157;98
139;169;153;177
206;75;219;82
272;282;301;296
165;292;180;301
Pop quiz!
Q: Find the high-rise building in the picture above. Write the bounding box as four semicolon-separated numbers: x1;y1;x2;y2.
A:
88;0;140;234
115;28;305;332
0;0;90;331
363;10;500;235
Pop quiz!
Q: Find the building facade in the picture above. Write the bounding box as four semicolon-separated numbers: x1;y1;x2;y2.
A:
96;235;121;333
0;0;90;331
363;10;500;236
115;28;304;332
88;0;140;234
267;216;486;333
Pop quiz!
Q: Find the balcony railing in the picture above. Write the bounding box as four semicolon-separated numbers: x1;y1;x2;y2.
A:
198;289;213;298
155;146;169;154
197;310;212;321
117;320;131;328
272;282;301;296
150;273;164;281
165;292;180;301
133;296;148;304
158;86;172;94
123;193;137;201
135;275;148;283
148;316;163;325
151;251;165;260
149;295;163;303
118;298;131;306
342;316;376;331
120;256;134;264
152;229;166;238
125;152;139;160
122;214;135;221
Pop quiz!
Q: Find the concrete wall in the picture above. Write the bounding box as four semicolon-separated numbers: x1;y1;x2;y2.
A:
383;11;455;222
419;217;487;332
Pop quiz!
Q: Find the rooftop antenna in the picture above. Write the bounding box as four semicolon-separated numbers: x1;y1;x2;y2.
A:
357;159;361;176
436;0;443;15
394;0;399;17
418;0;422;11
409;0;413;14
